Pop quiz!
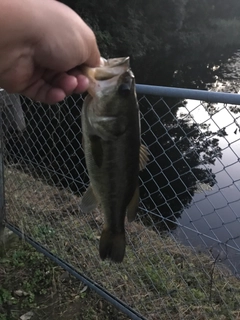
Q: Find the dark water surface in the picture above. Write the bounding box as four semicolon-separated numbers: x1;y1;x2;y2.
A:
171;50;240;274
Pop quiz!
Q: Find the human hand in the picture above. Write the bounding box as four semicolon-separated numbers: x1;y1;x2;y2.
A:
0;0;100;104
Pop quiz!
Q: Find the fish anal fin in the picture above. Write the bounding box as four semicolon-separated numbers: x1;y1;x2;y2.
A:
80;185;98;213
139;144;149;171
126;186;139;222
99;229;126;263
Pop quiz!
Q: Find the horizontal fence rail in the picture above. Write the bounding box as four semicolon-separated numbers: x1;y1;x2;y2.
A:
136;84;240;103
1;86;240;320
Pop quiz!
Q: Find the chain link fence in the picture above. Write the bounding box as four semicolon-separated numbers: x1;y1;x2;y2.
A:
1;85;240;319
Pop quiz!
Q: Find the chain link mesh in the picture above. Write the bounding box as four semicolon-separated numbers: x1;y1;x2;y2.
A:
1;88;240;319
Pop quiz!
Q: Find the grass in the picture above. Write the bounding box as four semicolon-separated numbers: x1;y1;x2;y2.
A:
2;166;240;319
0;233;129;320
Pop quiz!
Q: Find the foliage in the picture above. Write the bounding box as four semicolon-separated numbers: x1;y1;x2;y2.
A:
61;0;240;84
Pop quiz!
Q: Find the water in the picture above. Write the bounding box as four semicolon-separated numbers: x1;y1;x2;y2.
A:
172;50;240;274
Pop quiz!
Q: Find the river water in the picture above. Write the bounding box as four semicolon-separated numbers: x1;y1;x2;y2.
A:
172;50;240;274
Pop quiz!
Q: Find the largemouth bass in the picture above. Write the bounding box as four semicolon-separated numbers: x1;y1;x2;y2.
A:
80;57;148;262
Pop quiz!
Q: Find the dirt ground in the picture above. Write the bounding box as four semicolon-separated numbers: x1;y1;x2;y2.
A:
2;167;240;320
0;233;130;320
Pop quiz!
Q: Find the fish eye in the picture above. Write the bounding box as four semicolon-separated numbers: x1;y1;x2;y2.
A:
118;83;131;96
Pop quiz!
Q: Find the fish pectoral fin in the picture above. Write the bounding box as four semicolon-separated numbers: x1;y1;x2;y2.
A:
139;144;149;171
80;185;98;213
126;186;139;222
90;135;103;168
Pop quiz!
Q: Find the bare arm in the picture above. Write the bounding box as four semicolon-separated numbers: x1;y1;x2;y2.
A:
0;0;100;104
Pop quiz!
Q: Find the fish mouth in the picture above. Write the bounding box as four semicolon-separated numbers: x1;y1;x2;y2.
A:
92;57;130;80
100;57;129;68
83;57;133;97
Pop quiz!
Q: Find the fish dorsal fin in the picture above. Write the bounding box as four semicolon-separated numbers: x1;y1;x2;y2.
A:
139;144;149;171
126;186;139;222
80;185;98;213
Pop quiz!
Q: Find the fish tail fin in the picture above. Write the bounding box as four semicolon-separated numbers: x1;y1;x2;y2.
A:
99;229;126;263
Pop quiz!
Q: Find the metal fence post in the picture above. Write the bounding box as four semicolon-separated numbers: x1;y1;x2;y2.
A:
0;94;5;243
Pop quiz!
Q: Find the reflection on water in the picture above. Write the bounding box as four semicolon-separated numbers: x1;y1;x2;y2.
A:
139;95;219;230
139;50;240;275
173;54;240;274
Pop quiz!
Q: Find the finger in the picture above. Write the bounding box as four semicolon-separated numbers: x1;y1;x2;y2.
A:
67;68;90;93
53;72;89;95
21;73;76;104
45;88;67;104
52;73;78;95
76;22;101;68
85;42;101;67
21;73;89;104
74;74;89;93
22;78;66;104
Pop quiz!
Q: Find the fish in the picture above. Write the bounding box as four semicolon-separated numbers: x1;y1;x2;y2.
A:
80;57;148;263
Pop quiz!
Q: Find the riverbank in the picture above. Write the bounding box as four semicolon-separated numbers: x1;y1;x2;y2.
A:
1;166;240;319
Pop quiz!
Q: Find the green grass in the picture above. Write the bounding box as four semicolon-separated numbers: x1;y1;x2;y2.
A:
0;234;129;320
3;167;240;320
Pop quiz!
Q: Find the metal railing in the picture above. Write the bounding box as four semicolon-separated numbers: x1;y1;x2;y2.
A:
1;85;240;320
